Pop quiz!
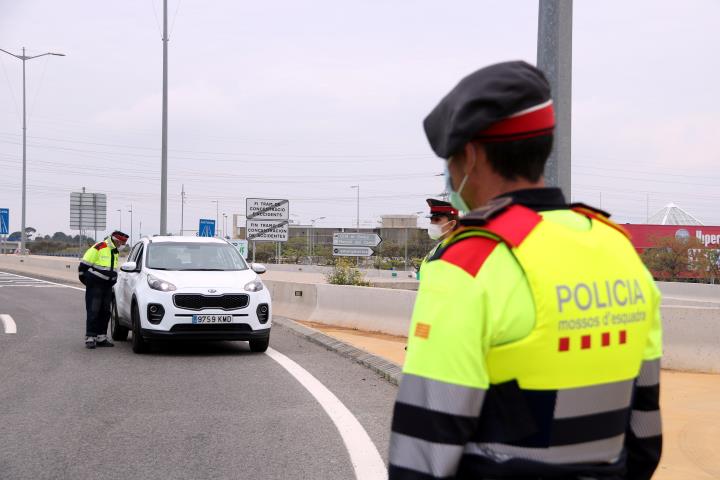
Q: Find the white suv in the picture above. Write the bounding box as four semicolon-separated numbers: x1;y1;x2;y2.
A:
110;236;271;353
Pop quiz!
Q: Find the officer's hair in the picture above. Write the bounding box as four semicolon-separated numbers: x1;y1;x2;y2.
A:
483;134;554;183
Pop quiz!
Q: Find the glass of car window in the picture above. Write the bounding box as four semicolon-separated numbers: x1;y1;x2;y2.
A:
146;243;249;271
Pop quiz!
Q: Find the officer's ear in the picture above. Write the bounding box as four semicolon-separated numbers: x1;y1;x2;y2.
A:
463;141;489;176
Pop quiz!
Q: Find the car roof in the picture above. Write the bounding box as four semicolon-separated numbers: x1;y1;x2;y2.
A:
143;236;229;245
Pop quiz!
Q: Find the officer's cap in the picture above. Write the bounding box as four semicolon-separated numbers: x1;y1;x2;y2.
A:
423;61;555;159
111;231;129;241
426;198;458;219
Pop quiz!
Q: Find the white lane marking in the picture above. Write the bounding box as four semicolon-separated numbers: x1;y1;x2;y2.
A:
266;348;386;479
0;314;17;334
0;272;84;291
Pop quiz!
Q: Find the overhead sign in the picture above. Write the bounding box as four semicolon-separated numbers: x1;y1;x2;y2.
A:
333;232;382;247
0;208;8;235
246;198;289;221
229;239;249;259
247;220;289;242
333;246;374;257
70;192;107;230
198;219;216;237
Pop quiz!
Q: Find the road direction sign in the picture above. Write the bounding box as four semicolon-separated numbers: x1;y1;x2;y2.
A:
70;192;107;230
229;239;249;259
247;220;289;241
246;198;290;221
333;246;374;257
198;219;216;237
332;232;382;247
0;208;8;235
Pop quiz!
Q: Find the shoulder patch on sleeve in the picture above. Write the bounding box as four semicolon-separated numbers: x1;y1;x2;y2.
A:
440;236;499;277
94;242;107;250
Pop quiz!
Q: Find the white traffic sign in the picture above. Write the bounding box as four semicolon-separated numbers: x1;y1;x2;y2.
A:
333;246;374;257
247;220;289;241
333;232;382;247
246;198;289;221
229;239;249;259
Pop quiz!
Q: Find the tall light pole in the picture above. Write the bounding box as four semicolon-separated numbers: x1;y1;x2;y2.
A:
222;213;227;239
0;47;64;255
116;209;122;231
310;216;325;258
127;204;134;245
350;185;359;232
537;0;572;198
180;184;186;235
405;211;423;271
211;200;219;237
159;0;169;235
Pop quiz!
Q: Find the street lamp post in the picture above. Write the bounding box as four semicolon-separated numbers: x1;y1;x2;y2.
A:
211;200;219;237
128;204;133;245
116;209;122;231
222;213;227;239
0;47;64;256
350;185;360;232
309;216;326;258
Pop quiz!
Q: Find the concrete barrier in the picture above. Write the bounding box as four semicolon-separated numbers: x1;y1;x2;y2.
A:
310;284;415;337
3;255;720;372
660;305;720;373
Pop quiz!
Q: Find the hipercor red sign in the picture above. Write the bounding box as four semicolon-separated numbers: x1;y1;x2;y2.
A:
623;224;720;250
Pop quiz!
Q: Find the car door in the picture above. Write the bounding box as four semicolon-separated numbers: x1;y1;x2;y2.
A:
123;242;145;315
116;242;141;320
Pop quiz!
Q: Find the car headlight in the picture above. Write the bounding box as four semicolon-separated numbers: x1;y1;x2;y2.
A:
147;274;177;292
244;279;264;292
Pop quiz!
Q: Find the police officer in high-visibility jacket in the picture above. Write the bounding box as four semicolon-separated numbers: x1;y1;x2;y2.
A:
417;199;458;281
389;61;662;480
78;231;129;349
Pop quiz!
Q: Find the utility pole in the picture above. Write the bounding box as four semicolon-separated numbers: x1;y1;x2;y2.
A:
537;0;572;199
116;209;122;230
180;184;186;235
159;0;169;235
128;204;133;245
0;47;64;255
212;200;219;237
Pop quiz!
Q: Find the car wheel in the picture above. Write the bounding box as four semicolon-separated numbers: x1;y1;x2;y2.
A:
131;301;149;354
249;336;269;353
110;296;129;341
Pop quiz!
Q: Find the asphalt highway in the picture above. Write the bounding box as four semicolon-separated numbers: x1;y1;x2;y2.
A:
0;272;396;480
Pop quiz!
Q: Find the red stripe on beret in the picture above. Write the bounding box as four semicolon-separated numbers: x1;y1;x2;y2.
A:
475;100;555;142
431;205;458;215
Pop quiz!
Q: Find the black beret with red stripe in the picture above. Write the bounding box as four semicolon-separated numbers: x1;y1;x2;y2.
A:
423;61;555;159
426;198;458;218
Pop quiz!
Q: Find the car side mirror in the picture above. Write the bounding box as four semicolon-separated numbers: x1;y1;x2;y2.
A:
251;263;266;274
121;261;138;272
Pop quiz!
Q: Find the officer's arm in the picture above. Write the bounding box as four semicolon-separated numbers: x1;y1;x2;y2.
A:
624;273;663;480
78;245;99;283
389;238;495;479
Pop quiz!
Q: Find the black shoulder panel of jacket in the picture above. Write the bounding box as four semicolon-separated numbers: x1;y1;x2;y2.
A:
459;196;514;227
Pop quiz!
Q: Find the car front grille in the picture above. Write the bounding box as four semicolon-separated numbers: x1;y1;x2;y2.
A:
173;293;250;311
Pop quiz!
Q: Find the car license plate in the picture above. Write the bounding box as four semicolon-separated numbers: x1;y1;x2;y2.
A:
192;314;232;324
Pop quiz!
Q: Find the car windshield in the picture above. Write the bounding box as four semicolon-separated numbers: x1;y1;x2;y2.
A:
146;242;249;271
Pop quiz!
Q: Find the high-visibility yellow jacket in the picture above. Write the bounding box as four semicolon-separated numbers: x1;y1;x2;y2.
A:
389;189;663;480
78;236;119;285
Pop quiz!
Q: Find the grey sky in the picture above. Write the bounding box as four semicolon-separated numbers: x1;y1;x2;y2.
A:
1;0;718;240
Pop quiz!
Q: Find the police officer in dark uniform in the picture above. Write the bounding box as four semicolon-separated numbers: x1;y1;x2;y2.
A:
389;61;663;480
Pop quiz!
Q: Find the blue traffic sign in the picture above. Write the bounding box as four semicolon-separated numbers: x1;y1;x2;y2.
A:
198;218;216;237
0;208;8;235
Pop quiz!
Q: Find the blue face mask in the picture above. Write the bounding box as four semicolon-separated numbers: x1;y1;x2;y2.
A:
444;163;471;216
